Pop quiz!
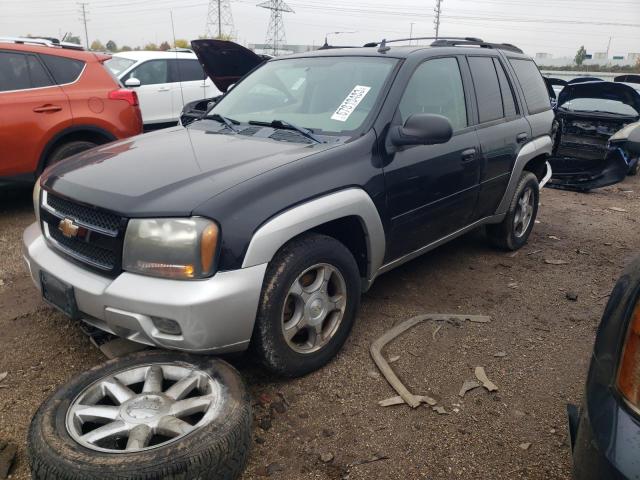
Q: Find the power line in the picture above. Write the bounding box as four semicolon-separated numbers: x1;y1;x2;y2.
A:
257;0;294;55
205;0;235;38
434;0;443;39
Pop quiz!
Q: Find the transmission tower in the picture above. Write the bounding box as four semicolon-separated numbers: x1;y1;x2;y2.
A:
205;0;235;39
434;0;443;39
257;0;294;56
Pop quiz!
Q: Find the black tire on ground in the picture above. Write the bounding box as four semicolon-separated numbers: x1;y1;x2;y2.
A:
487;171;540;251
44;140;97;170
28;350;252;480
628;160;639;176
251;233;361;377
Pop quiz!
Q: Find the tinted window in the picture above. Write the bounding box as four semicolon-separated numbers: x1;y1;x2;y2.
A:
468;56;503;123
125;60;169;85
40;54;85;84
171;59;205;82
509;58;551;114
493;58;518;117
399;57;467;131
0;52;53;91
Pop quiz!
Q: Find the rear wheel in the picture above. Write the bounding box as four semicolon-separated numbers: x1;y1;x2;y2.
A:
251;233;361;377
487;171;539;250
44;140;97;170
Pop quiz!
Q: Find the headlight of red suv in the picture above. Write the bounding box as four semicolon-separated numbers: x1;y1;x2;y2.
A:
617;299;640;410
123;217;219;280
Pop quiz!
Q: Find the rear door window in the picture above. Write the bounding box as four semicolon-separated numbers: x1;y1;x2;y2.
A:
493;58;518;117
0;52;53;91
170;59;206;82
40;54;85;84
468;56;503;123
508;58;551;114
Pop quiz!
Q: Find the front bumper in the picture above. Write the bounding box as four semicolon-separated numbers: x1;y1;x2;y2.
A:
23;222;267;353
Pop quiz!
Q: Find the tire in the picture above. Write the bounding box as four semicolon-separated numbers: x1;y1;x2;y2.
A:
628;159;639;176
45;140;97;169
251;233;361;377
28;350;252;480
487;171;539;251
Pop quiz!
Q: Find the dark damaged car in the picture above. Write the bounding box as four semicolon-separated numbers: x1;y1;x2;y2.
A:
547;81;640;190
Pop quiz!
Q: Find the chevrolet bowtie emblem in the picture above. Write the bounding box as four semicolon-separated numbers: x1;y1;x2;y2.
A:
58;218;79;238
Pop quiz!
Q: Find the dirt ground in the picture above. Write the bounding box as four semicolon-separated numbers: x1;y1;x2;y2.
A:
1;176;639;479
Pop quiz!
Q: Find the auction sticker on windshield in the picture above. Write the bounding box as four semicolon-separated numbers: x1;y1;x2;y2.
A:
331;85;371;122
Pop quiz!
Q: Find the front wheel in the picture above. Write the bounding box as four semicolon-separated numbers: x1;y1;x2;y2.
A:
487;171;539;250
251;233;361;377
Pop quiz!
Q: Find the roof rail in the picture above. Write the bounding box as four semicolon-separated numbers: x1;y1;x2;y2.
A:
167;47;193;53
0;36;84;51
364;36;522;54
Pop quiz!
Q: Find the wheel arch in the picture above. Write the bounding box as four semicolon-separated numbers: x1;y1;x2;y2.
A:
241;188;386;290
38;125;117;174
495;135;552;215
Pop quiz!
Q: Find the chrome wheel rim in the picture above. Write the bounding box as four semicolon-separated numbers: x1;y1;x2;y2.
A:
513;186;535;238
66;363;223;453
281;263;347;354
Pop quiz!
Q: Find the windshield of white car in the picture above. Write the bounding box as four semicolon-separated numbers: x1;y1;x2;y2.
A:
559;98;639;116
208;56;398;135
105;57;136;76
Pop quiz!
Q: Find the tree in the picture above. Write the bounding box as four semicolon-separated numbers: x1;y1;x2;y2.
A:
173;39;189;49
105;40;118;52
575;46;587;66
159;41;171;51
143;43;158;51
63;33;82;44
90;40;105;51
120;45;132;51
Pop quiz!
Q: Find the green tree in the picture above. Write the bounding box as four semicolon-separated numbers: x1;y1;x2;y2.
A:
159;41;171;51
120;45;132;51
105;40;118;52
574;46;587;66
173;39;189;49
90;40;105;51
63;33;82;44
143;42;158;51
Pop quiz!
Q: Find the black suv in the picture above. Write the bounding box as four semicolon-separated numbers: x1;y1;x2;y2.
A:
25;37;554;377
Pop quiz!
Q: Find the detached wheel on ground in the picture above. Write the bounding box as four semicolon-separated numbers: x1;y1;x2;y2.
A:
28;350;252;480
252;233;361;377
487;171;540;251
44;140;98;169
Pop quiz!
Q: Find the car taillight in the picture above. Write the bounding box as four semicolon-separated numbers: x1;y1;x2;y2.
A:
617;300;640;409
108;89;139;107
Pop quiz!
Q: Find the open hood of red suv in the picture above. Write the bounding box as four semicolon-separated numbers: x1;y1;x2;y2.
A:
190;39;267;93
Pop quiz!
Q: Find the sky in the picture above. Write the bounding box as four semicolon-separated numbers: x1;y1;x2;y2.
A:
1;0;638;58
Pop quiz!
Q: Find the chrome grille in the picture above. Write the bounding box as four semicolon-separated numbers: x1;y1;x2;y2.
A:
46;193;121;233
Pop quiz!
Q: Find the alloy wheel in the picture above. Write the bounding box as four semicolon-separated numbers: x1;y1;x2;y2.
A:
513;186;535;238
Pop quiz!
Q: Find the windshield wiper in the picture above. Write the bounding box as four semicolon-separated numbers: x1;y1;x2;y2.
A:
205;113;240;132
249;119;324;144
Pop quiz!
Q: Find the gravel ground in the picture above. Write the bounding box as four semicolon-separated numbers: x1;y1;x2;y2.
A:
1;176;639;479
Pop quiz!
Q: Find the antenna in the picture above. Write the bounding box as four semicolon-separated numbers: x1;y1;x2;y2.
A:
205;0;235;39
257;0;294;56
170;10;186;112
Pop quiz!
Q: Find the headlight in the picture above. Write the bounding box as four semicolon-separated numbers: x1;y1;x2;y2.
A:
123;217;219;280
32;177;42;224
617;298;640;411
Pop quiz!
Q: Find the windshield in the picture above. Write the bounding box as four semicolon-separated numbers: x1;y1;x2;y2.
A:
209;56;398;134
105;57;136;76
560;97;639;116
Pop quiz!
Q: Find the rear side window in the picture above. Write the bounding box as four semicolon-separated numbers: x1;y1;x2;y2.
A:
40;54;85;84
0;52;53;91
508;58;551;114
171;59;206;82
493;58;518;117
468;56;503;123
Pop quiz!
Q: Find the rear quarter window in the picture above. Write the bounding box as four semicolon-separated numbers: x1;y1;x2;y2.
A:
40;54;85;84
508;58;551;114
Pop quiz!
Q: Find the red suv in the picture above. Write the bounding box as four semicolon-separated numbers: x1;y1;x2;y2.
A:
0;37;143;185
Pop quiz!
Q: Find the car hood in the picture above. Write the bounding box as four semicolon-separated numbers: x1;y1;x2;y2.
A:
190;39;266;92
558;81;640;114
42;125;338;217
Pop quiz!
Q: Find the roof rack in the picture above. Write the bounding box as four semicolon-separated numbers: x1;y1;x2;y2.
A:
167;47;193;53
364;36;523;54
0;36;84;51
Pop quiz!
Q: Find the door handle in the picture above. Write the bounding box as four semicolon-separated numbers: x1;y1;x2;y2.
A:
516;133;529;143
157;87;171;92
33;104;62;113
461;148;477;163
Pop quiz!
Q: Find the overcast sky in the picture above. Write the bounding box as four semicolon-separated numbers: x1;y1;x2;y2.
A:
1;0;638;58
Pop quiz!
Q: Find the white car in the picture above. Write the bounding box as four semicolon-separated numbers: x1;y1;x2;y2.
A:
105;50;221;127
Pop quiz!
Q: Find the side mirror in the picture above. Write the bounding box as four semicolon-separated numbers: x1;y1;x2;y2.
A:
390;113;453;147
124;77;141;88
